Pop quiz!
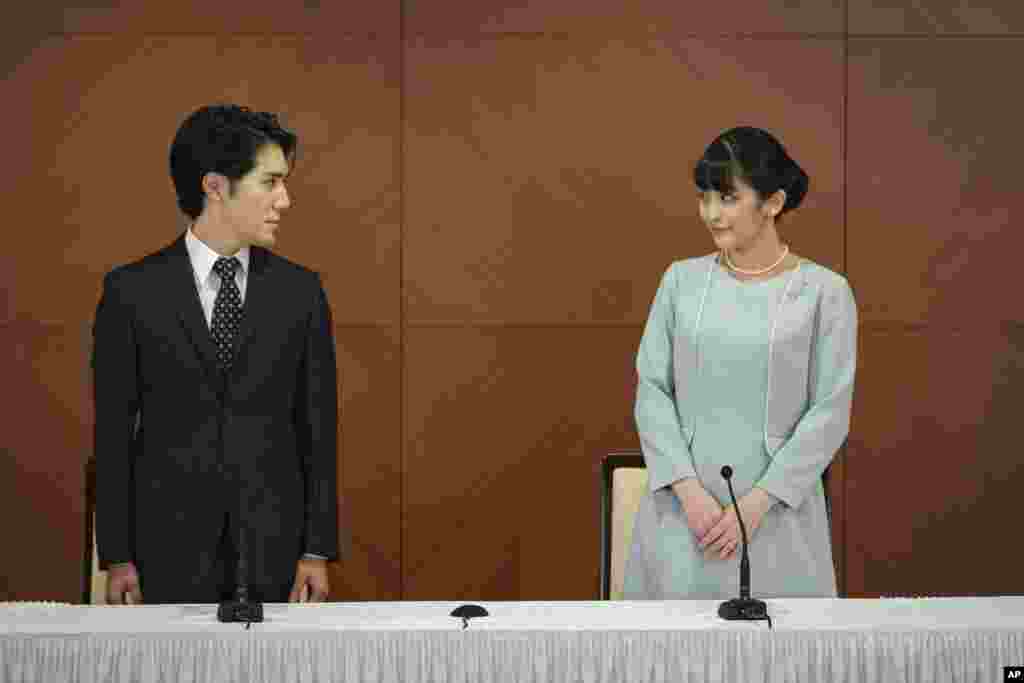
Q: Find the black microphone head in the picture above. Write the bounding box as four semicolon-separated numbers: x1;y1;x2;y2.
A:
450;604;489;619
721;465;733;479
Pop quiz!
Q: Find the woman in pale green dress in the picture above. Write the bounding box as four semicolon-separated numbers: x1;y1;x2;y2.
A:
624;127;857;599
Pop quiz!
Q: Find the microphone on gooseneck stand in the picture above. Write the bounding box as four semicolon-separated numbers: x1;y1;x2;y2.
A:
717;465;769;624
235;520;264;624
218;471;263;626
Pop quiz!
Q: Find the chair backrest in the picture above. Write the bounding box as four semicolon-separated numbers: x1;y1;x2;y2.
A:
83;456;107;605
599;452;647;600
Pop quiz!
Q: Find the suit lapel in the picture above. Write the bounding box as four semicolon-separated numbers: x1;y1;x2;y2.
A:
229;246;270;377
168;236;221;381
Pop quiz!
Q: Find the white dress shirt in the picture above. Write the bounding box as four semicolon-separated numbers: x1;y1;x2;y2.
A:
184;228;250;327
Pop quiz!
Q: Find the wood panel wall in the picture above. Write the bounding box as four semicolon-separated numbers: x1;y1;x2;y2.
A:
2;0;1022;602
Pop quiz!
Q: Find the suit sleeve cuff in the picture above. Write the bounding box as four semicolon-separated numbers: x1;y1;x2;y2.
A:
302;553;328;561
104;561;134;570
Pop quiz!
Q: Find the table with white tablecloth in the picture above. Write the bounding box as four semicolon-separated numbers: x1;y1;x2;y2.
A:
2;597;1023;682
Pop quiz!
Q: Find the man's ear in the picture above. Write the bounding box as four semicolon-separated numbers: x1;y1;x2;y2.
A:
202;172;229;202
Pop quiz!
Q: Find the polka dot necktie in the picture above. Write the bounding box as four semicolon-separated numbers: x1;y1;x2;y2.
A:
211;257;244;372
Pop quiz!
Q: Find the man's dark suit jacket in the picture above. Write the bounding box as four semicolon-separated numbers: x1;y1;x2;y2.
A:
92;234;339;600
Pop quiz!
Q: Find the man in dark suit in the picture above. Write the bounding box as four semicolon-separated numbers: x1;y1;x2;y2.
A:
92;104;340;604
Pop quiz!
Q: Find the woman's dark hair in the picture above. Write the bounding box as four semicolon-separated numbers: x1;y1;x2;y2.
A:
693;127;809;221
169;104;298;220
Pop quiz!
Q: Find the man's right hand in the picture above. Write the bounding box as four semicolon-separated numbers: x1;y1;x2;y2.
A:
106;563;143;605
671;478;723;544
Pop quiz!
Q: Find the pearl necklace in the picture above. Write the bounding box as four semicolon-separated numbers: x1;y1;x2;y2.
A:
723;245;789;276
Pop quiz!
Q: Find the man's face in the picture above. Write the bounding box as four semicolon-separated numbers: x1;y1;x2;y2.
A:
222;143;291;248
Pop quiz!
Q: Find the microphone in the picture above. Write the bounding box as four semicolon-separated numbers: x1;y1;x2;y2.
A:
717;465;768;622
218;481;263;626
450;604;489;630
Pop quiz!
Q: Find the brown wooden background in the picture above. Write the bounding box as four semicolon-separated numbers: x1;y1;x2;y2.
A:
3;1;1023;602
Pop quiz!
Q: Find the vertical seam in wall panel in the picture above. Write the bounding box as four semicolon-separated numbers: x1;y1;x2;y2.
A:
841;0;849;599
398;0;407;601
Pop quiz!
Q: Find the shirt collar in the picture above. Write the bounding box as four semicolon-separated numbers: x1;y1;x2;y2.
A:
185;227;250;284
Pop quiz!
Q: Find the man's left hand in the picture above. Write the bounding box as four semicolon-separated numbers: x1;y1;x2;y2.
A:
289;558;330;602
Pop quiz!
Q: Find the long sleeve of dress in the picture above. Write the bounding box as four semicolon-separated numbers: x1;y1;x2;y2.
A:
757;277;858;509
635;264;698;493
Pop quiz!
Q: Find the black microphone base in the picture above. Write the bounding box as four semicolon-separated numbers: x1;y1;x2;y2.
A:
718;597;767;621
217;599;264;623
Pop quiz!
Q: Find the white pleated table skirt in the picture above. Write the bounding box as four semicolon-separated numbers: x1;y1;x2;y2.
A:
3;598;1023;683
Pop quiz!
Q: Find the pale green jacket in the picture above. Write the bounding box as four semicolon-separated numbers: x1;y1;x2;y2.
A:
636;253;858;510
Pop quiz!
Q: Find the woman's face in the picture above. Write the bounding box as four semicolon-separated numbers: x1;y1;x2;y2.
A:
696;177;773;253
